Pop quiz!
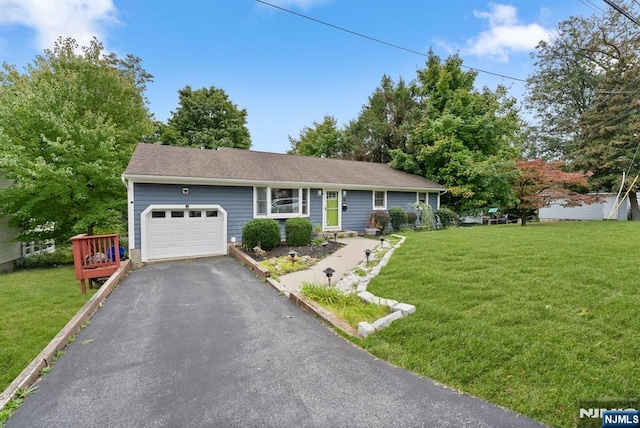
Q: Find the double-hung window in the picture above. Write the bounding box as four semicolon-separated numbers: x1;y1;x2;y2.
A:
373;190;386;210
255;186;309;217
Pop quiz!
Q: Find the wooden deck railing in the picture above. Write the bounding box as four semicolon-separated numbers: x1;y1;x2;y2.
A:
70;234;121;294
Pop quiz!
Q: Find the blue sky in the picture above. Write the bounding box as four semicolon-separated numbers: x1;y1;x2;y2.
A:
0;0;598;153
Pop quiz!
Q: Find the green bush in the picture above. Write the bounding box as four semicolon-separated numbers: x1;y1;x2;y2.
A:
242;218;281;251
285;217;312;246
389;207;408;232
18;248;74;270
435;208;457;229
406;211;418;227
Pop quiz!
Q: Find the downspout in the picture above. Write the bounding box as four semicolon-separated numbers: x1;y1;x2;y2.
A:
122;175;136;257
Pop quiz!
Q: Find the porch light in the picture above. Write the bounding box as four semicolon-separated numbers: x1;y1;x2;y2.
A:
364;248;371;263
323;267;335;287
317;189;322;197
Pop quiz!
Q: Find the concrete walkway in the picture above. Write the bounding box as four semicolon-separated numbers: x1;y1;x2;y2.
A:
277;236;379;293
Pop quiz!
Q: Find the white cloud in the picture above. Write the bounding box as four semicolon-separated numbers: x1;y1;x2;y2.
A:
464;3;553;62
0;0;118;50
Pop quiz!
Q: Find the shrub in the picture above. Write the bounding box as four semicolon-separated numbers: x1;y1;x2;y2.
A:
18;248;74;270
389;207;408;232
435;208;457;229
368;210;390;234
406;211;418;227
285;217;313;246
242;218;281;251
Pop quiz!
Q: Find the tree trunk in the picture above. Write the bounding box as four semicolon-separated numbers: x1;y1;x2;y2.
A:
629;191;640;220
520;215;527;226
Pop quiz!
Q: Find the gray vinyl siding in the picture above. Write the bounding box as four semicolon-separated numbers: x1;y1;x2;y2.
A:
132;183;443;250
428;193;439;211
309;188;323;228
341;190;372;231
387;192;419;211
133;183;253;248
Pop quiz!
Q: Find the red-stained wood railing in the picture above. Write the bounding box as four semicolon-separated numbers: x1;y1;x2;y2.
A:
70;234;121;294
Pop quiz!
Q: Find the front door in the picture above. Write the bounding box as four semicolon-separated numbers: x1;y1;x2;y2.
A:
324;190;340;229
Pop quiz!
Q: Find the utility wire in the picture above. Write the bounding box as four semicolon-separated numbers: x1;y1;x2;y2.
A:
602;0;640;26
256;0;527;83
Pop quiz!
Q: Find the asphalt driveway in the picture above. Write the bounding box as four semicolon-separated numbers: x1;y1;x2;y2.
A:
7;257;544;427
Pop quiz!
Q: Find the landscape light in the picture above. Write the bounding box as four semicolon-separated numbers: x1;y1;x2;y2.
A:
323;267;335;287
364;248;371;263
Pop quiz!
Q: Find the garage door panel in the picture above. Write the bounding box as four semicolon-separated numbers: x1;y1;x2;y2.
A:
146;208;225;260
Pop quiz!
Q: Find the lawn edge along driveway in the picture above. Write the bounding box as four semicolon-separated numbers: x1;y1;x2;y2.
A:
0;260;132;412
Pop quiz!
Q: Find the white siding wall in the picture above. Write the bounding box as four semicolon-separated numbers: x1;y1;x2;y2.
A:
539;195;629;221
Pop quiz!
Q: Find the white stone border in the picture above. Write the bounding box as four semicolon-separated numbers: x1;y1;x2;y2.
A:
334;235;416;338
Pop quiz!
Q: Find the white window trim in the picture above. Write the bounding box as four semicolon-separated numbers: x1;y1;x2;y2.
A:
253;186;310;219
417;192;427;203
372;190;387;210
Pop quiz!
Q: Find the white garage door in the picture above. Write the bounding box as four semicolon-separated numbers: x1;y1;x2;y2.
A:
146;208;226;260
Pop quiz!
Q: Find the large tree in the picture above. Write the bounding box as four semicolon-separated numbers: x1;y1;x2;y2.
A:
525;1;640;219
343;74;418;162
390;51;522;213
510;159;596;225
160;85;251;149
287;115;351;158
0;37;154;242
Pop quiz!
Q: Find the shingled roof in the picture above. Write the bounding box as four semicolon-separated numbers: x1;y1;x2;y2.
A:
123;143;446;191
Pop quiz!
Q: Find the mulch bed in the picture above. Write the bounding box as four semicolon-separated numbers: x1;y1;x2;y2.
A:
239;240;344;261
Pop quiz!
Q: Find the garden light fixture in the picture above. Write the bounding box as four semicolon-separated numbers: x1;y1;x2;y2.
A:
288;249;297;265
323;267;335;287
364;248;371;263
333;232;338;242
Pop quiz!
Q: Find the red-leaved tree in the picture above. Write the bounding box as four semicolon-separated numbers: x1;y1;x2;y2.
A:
511;159;597;225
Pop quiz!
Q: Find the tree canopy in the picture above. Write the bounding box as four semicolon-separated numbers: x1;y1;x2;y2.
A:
159;85;251;149
0;37;154;242
510;160;595;225
390;51;522;212
343;74;417;162
287;115;348;158
525;0;640;219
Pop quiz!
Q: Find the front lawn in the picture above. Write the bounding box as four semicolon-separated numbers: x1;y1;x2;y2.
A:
0;267;94;393
359;222;640;428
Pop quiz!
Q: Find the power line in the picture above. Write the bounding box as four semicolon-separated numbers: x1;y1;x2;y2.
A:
602;0;640;26
256;0;527;83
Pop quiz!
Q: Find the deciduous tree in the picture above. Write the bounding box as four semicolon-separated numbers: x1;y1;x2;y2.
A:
287;115;349;158
510;159;595;225
160;85;251;149
390;51;522;213
0;37;154;242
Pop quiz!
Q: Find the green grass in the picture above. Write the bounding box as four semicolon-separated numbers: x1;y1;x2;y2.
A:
301;282;389;328
0;267;94;393
358;222;640;428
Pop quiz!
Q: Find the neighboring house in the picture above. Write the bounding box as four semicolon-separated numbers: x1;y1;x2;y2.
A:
0;178;22;272
539;193;630;222
122;143;446;263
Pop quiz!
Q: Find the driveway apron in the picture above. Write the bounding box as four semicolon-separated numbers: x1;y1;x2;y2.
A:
6;257;544;428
